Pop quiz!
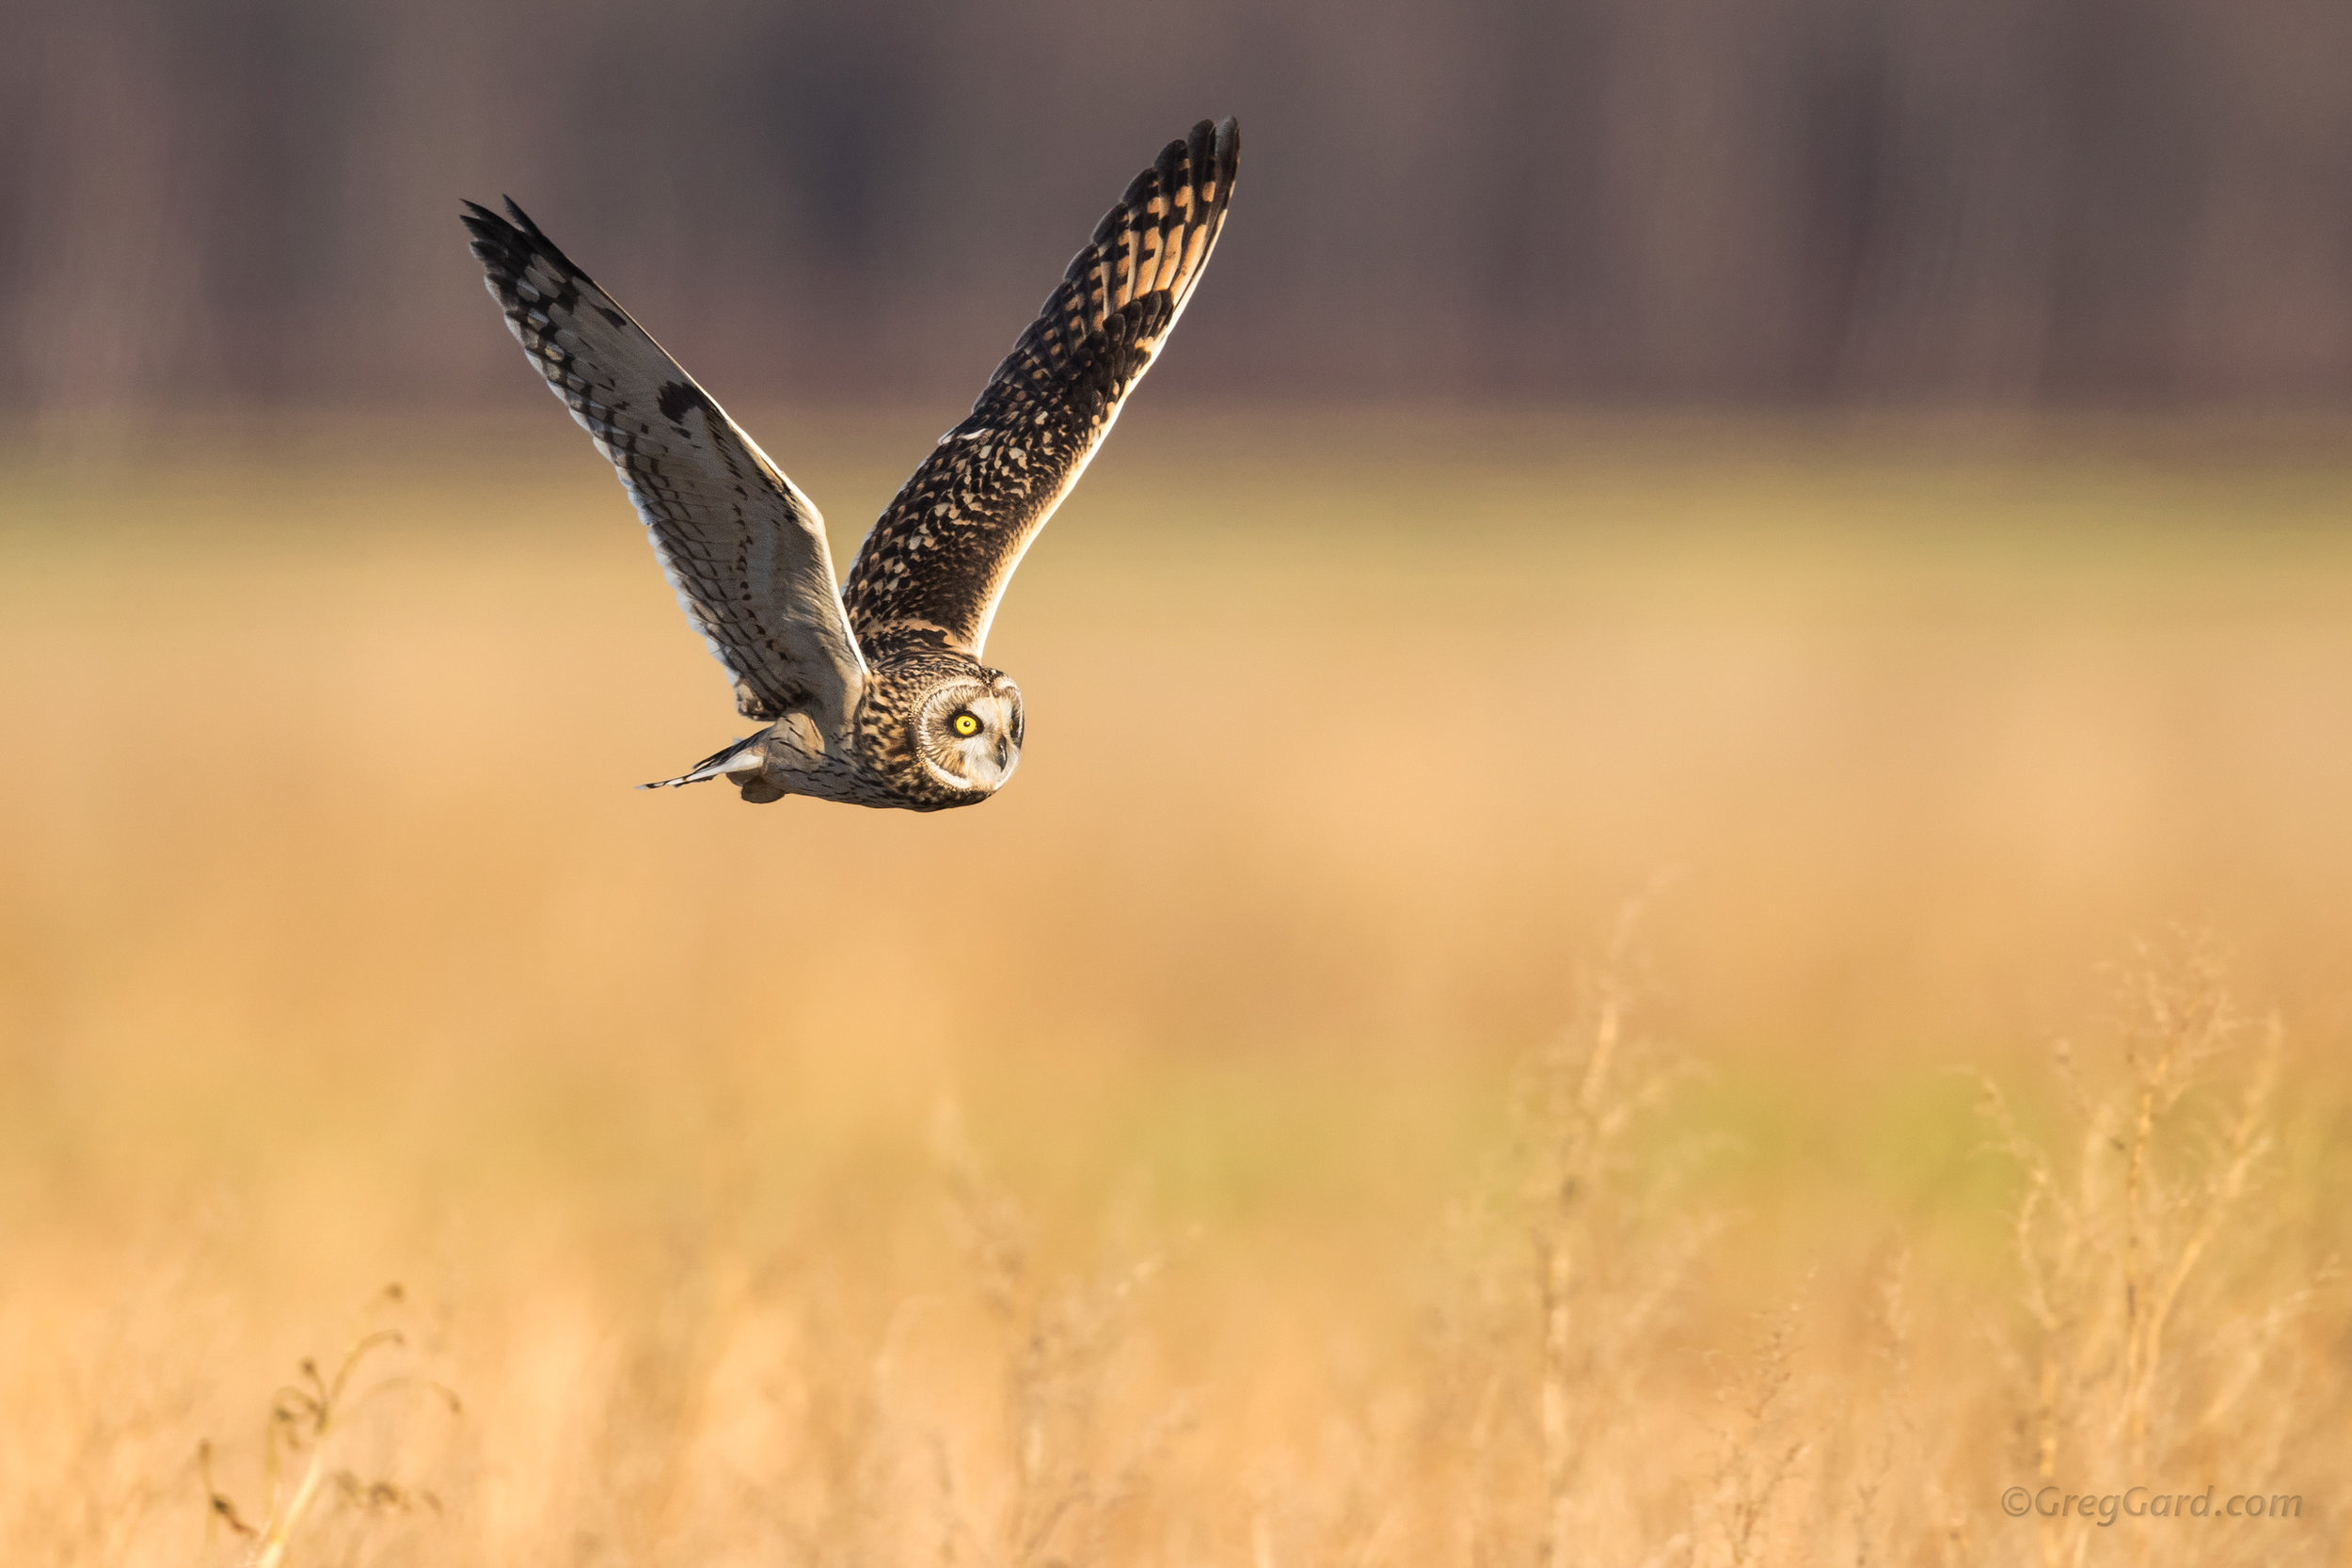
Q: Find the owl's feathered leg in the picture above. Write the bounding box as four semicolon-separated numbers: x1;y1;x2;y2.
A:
639;734;768;792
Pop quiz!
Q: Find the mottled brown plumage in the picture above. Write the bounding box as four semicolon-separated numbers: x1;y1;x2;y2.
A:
463;119;1237;810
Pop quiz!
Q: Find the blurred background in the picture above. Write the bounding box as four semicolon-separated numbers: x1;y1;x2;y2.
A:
3;0;2349;416
4;6;2350;1566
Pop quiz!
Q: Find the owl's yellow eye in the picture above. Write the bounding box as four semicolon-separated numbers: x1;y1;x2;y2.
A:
951;712;981;737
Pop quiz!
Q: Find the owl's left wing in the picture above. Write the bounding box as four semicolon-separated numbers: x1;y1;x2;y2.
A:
841;118;1239;659
462;199;866;732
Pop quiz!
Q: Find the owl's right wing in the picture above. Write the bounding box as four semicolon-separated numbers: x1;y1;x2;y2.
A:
840;118;1239;660
463;199;866;730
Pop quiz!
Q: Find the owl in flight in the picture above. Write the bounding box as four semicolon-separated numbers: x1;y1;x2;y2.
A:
464;118;1239;810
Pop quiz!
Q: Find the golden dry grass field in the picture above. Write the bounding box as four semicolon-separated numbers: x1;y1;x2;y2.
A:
2;412;2348;1567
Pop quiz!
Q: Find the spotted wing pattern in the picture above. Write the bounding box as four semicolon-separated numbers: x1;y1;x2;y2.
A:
463;201;866;727
841;118;1239;659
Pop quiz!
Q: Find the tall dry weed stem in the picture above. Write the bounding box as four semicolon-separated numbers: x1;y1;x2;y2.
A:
1981;938;2328;1568
1413;896;1718;1568
1702;1300;1809;1568
199;1286;456;1568
932;1100;1182;1568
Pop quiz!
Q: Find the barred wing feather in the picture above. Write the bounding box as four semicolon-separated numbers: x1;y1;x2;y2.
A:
462;200;866;728
840;117;1239;658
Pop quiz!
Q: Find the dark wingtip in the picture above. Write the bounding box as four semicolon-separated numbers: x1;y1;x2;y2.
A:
459;200;522;277
458;198;509;245
459;195;594;287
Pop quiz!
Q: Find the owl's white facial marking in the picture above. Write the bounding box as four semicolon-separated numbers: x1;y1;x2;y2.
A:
915;678;1024;796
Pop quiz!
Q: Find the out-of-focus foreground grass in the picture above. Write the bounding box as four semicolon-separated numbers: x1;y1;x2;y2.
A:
2;412;2348;1566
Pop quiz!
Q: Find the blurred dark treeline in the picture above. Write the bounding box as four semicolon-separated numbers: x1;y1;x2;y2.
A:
3;0;2347;416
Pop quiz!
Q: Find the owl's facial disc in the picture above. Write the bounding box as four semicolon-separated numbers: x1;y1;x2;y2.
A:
916;675;1024;795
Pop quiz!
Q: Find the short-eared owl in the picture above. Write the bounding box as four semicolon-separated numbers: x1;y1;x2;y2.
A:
463;118;1239;810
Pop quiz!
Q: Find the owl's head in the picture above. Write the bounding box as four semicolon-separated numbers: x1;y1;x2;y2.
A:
913;671;1024;797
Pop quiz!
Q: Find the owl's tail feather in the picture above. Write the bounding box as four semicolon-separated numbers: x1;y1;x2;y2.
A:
639;735;766;791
